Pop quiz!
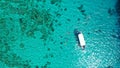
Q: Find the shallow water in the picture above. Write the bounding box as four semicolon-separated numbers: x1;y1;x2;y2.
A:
0;0;120;68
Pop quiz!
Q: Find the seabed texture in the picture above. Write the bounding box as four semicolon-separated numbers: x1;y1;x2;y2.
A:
0;0;120;68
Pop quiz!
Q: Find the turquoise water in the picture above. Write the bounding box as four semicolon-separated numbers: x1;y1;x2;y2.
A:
0;0;120;68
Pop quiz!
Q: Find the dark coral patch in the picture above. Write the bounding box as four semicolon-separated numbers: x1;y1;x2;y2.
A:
77;18;80;21
50;0;61;4
60;46;63;49
108;8;115;16
67;19;71;21
60;42;63;44
77;5;86;16
50;54;54;58
47;48;50;51
64;8;67;11
77;5;83;11
19;43;25;49
35;65;39;68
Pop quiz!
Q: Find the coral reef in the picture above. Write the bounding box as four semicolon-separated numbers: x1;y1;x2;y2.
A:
0;0;62;67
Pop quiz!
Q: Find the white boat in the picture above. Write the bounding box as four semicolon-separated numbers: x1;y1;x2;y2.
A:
78;32;86;50
74;29;86;50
